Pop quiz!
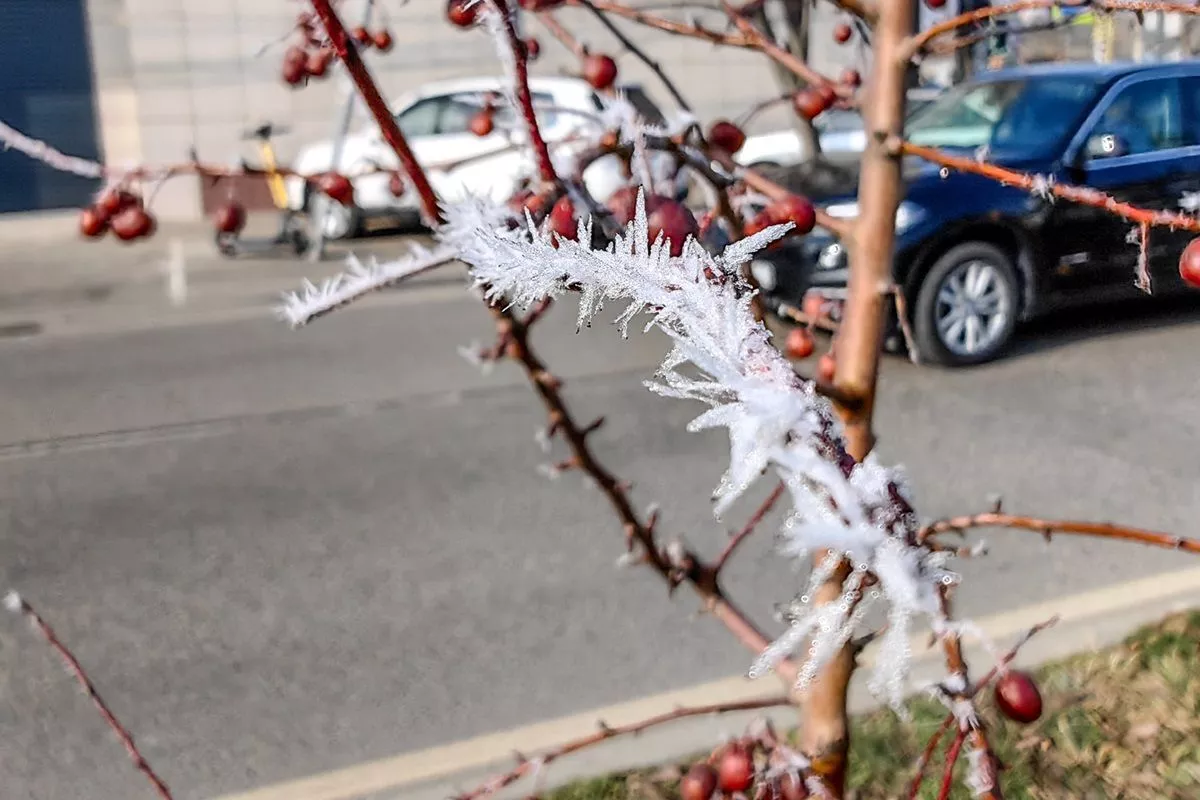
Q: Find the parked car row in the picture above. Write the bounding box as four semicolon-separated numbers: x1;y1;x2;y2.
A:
750;60;1200;366
288;61;1200;368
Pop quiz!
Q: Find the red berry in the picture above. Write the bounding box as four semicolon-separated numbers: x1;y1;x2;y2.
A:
583;53;618;90
373;29;394;51
841;67;862;89
768;195;816;235
509;189;551;221
446;0;480;28
717;746;754;793
306;49;333;78
111;206;154;242
785;327;815;359
925;0;947;8
605;185;640;226
351;26;372;46
1179;237;1200;288
645;195;699;257
388;172;406;198
817;352;836;383
708;120;746;154
833;22;853;44
284;45;307;68
994;670;1043;724
469;110;495;137
523;37;541;61
96;189;136;219
679;763;718;800
213;201;247;235
792;87;832;121
743;210;773;239
801;292;825;320
79;207;108;238
548;196;578;242
317;172;354;205
282;58;307;87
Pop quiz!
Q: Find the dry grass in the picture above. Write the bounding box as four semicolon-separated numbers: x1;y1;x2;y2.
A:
543;611;1200;799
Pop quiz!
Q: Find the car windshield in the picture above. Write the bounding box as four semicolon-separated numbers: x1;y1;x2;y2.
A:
905;76;1106;157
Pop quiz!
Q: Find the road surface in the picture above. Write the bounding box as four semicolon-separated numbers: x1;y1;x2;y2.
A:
0;239;1197;799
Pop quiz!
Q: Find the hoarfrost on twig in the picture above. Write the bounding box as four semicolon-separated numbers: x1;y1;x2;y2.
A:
276;245;456;327
443;188;959;708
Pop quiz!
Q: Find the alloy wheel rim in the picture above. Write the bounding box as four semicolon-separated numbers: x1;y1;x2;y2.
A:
933;259;1012;357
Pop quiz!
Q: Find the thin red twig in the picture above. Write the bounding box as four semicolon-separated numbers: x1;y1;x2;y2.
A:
577;0;755;46
537;10;586;57
489;0;559;185
713;481;787;574
453;694;792;799
5;592;173;800
898;140;1200;234
309;0;442;225
908;713;955;800
937;729;968;800
722;3;846;98
905;0;1200;59
918;511;1200;554
578;0;693;113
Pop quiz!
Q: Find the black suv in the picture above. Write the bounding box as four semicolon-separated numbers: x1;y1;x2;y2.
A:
751;61;1200;366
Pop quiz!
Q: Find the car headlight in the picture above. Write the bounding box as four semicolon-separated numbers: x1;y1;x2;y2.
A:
822;200;925;232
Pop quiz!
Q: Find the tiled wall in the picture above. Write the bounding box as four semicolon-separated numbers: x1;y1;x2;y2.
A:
85;0;862;220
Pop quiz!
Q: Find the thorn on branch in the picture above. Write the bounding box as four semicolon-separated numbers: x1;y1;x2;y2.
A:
582;416;605;436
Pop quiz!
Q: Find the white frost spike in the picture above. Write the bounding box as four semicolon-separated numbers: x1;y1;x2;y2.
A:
277;246;455;327
965;746;996;796
444;186;954;715
457;342;495;375
3;591;21;613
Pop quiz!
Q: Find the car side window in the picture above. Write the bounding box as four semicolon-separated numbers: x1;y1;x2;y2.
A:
1087;78;1184;159
439;95;484;135
1178;76;1200;146
395;98;443;138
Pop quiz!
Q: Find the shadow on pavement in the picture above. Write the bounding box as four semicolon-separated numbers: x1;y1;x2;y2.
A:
1007;293;1200;361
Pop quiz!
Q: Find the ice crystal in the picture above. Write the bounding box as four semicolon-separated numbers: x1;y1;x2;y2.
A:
442;188;958;707
276;246;455;327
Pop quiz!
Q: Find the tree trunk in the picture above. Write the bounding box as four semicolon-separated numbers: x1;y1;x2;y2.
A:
797;0;915;793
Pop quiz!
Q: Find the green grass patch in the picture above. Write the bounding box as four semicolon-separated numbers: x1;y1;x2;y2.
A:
545;611;1200;799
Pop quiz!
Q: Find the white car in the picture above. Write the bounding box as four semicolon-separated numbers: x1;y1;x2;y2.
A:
286;75;677;239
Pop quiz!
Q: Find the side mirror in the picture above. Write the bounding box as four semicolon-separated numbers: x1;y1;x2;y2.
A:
1084;132;1129;161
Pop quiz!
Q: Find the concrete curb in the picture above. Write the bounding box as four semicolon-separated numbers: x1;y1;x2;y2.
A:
211;565;1200;800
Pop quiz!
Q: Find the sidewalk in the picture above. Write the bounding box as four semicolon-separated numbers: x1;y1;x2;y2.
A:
0;210;469;338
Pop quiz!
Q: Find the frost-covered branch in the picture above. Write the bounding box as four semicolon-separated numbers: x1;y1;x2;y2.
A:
443;189;958;712
276;245;457;326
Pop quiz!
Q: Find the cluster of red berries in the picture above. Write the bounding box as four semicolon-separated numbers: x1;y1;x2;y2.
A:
283;13;394;87
78;190;156;243
508;185;699;257
678;742;806;800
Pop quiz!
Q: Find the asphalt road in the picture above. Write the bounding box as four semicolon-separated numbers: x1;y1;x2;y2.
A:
0;262;1197;799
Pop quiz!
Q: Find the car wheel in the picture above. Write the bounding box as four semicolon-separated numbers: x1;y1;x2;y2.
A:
913;242;1019;367
308;193;360;241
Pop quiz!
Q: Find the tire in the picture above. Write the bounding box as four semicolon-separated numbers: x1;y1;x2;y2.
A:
912;241;1020;367
307;192;360;241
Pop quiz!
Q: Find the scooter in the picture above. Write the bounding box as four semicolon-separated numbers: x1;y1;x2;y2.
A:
214;123;310;258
